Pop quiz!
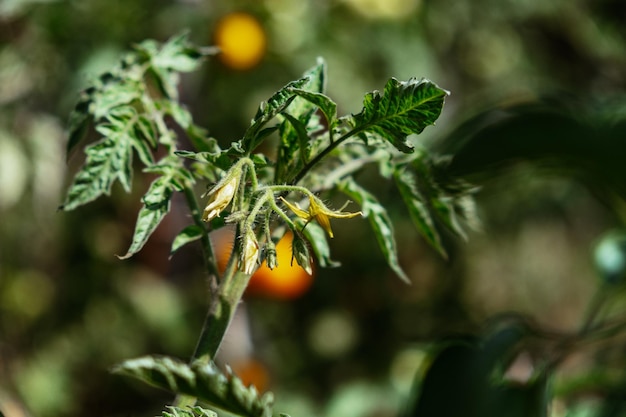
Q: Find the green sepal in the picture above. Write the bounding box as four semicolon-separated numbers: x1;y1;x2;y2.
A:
339;177;410;283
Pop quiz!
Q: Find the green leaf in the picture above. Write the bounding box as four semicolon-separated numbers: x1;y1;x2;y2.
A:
61;135;134;211
162;406;218;417
171;224;205;255
151;32;214;73
295;219;340;268
91;77;143;120
339;178;410;283
66;94;92;156
290;89;337;128
113;356;274;417
394;168;447;258
242;77;309;152
275;59;328;183
118;176;173;259
351;78;448;153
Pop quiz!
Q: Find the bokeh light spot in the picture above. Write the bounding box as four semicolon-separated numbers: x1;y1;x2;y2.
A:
214;12;267;70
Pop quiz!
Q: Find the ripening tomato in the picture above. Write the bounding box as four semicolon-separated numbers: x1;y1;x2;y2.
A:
211;228;314;300
213;12;266;70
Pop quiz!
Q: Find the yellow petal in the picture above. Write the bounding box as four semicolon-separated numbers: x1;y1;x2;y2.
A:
279;196;311;220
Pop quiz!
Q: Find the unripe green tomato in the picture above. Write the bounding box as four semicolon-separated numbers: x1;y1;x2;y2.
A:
594;231;626;285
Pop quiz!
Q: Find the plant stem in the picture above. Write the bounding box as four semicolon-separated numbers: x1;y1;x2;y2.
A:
182;185;219;279
290;127;362;186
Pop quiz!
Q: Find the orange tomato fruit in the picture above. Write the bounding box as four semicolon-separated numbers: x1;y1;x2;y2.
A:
211;228;314;300
213;12;267;70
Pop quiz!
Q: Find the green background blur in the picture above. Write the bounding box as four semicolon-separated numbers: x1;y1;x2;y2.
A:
1;0;626;416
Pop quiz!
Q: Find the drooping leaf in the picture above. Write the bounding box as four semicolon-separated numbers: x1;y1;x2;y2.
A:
118;175;174;259
351;78;448;153
242;77;309;153
339;178;410;283
114;356;274;417
394;168;447;258
171;224;205;255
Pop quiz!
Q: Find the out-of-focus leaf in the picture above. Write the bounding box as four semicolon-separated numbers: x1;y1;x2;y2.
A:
351;78;448;153
406;324;543;417
394;168;446;258
113;356;274;417
61;135;133;211
162;406;218;417
118;176;174;259
171;224;205;255
339;177;409;283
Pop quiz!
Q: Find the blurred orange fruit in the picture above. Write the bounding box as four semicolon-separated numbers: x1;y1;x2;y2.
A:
211;228;314;300
214;12;267;70
230;358;270;392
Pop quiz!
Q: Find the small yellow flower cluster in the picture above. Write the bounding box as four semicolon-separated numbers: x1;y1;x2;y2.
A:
202;168;362;276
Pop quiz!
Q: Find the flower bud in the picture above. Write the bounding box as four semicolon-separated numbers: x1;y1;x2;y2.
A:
264;240;278;270
202;174;239;222
291;233;313;275
240;229;260;275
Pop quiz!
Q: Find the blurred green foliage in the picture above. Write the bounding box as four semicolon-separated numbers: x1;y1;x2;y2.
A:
2;0;626;416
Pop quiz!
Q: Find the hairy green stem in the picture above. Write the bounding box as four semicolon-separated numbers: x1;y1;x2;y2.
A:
290;127;363;185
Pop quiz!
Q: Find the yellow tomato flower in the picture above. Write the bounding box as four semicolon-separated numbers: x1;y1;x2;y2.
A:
202;176;239;222
241;229;260;275
279;195;362;238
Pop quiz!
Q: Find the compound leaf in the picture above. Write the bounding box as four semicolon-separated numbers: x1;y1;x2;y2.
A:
61;134;134;211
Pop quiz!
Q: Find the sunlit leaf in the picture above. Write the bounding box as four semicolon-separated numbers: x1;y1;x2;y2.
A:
339;177;410;283
242;77;309;152
289;89;337;129
118;176;174;259
61;135;133;211
275;59;328;183
351;78;448;153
